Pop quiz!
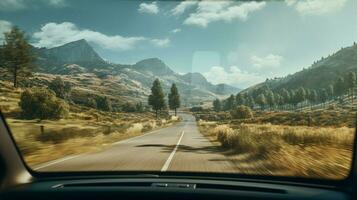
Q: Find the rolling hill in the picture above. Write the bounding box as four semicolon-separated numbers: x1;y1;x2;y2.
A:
241;43;357;94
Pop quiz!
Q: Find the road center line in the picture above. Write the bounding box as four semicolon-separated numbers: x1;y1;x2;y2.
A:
161;131;185;172
34;155;81;170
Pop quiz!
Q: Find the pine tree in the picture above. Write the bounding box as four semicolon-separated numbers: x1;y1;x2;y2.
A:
334;76;345;100
213;98;221;112
281;89;290;110
256;94;267;110
224;94;236;111
320;89;328;108
168;83;180;116
346;72;356;103
148;79;166;118
245;95;255;109
235;93;245;106
2;26;35;88
294;87;306;110
327;84;334;100
308;89;318;110
266;90;276;110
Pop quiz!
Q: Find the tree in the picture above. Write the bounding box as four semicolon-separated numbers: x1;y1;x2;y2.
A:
308;89;318;110
224;94;236;111
230;105;253;119
320;89;328;108
255;94;266;110
346;72;356;103
327;84;334;100
296;87;306;110
235;93;245;106
266;90;276;110
2;27;35;88
19;87;69;120
334;76;345;98
245;95;255;109
148;79;166;118
48;76;72;100
168;83;180;116
96;96;112;112
281;89;290;110
136;102;144;112
212;98;221;112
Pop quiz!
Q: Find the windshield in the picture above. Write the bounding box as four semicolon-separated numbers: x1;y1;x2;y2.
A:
0;0;356;180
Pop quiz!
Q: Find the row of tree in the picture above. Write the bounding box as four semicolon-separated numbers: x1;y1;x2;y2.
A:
148;79;181;117
213;71;356;112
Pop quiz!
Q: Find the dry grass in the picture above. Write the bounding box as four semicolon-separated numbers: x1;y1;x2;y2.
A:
7;117;177;167
0;80;179;167
198;120;354;179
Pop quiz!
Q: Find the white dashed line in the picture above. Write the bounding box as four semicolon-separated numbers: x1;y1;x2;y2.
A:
161;131;185;172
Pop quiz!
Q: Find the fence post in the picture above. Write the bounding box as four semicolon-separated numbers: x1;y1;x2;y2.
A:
40;125;44;135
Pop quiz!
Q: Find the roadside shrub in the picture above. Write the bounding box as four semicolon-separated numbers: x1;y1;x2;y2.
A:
48;76;72;100
19;87;69;120
86;97;97;109
96;95;112;111
122;102;137;112
190;106;203;112
230;105;253;119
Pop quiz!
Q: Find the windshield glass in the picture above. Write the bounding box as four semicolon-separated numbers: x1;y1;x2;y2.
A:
0;0;356;180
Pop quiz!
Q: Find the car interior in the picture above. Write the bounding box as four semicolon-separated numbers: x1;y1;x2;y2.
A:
1;0;357;199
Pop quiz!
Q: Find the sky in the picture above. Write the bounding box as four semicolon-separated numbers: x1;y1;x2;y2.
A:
1;0;357;89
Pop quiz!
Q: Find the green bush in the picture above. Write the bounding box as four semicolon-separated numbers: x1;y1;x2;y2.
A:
86;97;97;109
96;95;112;111
19;87;69;120
230;105;253;119
48;76;72;100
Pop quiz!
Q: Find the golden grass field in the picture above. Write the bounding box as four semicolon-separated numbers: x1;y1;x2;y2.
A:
198;120;354;179
0;80;179;167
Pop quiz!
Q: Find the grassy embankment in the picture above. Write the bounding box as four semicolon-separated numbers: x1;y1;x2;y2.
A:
197;110;355;179
0;80;179;167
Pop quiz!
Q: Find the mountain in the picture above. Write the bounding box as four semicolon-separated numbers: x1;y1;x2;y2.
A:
241;43;357;94
133;58;175;76
35;39;110;73
30;39;240;105
181;72;240;95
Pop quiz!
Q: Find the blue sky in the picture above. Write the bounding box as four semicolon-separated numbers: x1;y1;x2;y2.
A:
1;0;357;88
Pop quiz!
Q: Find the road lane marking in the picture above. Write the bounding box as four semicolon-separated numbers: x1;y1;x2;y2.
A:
161;131;185;172
34;155;81;170
112;130;159;145
33;119;188;171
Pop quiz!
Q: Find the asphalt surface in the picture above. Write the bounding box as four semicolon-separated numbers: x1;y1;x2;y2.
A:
35;113;236;172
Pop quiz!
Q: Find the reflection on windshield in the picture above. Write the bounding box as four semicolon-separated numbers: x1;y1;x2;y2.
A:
0;0;356;180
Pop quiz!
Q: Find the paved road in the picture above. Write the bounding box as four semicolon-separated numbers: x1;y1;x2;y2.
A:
35;113;236;172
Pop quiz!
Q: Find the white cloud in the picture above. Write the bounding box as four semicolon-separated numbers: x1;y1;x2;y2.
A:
250;54;283;69
32;22;146;50
138;1;159;14
150;38;170;47
171;1;197;16
0;0;66;11
0;20;12;43
203;66;265;88
286;0;347;16
47;0;67;7
171;28;181;33
183;1;266;28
